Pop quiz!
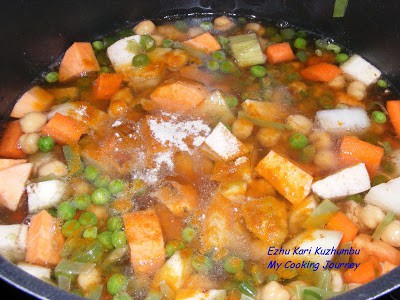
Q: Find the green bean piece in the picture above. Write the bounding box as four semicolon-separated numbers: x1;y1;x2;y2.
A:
289;132;309;149
111;230;127;248
132;53;150;68
107;216;124;231
79;211;98;227
45;71;59;83
335;53;349;64
140;34;156;52
107;273;128;295
61;220;81;238
294;37;307;49
182;227;196;243
250;65;267;78
38;136;55;152
91;188;112;205
92;40;104;51
192;254;213;274
372;111;387;124
162;39;174;48
83;226;98;239
57;202;76;221
84;165;99;182
98;231;114;250
223;256;244;274
207;60;220;71
72;194;91;210
200;21;213;31
165;240;185;257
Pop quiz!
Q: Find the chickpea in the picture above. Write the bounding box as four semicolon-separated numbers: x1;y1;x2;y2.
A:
187;27;204;38
329;270;344;292
339;200;364;229
244;23;266;36
38;160;68;178
232;118;254;140
19;112;47;133
286;115;313;135
77;268;101;292
87;204;109;228
381;220;400;247
257;281;290;300
133;20;156;35
313;149;337;170
309;131;333;150
358;205;385;229
288;81;307;95
151;34;165;47
70;178;93;195
328;75;346;90
347;80;367;101
18;133;40;154
257;127;282;148
213;15;234;31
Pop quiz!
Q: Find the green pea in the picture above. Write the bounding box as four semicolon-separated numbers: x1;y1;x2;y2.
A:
165;240;185;257
45;71;59;83
372;174;389;186
72;194;91;210
217;36;229;47
182;227;196;243
57;202;76;221
200;21;213;31
207;60;219;71
296;30;307;38
113;294;133;300
91;188;112;205
372;111;387;124
84;166;99;182
225;96;238;108
219;60;236;74
265;26;278;37
79;211;98;227
296;51;308;63
346;193;364;203
377;79;388;88
61;219;81;238
223;256;244;274
315;39;329;50
38;136;55;152
111;230;127;248
83;226;98;239
294;37;306;49
140;34;156;52
97;231;114;250
211;50;226;63
192;254;213;274
107;273;128;295
326;43;341;54
162;39;174;48
92;40;104;51
238;281;257;298
250;65;267;78
107;216;124;231
335;53;349;64
132;53;150;68
94;175;111;188
289;132;309;149
280;28;295;40
109;179;126;195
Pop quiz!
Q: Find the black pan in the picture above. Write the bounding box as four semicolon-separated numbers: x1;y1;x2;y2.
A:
0;0;399;299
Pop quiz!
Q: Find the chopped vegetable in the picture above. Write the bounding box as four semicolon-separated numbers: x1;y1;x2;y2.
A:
373;212;396;240
266;42;295;65
10;86;54;118
183;32;221;54
0;121;26;159
304;199;340;228
229;33;265;67
92;73;123;100
386;100;400;137
343;261;376;284
326;211;358;244
300;62;342;82
41;113;87;145
333;0;349;18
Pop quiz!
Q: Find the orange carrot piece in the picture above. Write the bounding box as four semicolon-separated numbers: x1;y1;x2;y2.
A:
266;42;295;65
92;73;123;100
41;113;87;145
300;62;342;82
123;209;165;276
306;52;335;66
10;86;55;118
343;260;376;284
183;32;221;54
326;211;358;244
58;42;100;82
0;121;26;159
339;136;384;178
26;210;65;267
387;100;400;138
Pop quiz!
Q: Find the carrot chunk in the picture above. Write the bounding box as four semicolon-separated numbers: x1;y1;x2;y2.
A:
26;210;65;267
343;260;376;284
0;121;26;159
300;62;342;82
266;42;295;65
387;100;400;138
123;209;165;276
41;113;87;145
183;32;221;54
326;211;358;244
58;42;100;82
339;135;384;177
92;73;123;100
11;86;54;118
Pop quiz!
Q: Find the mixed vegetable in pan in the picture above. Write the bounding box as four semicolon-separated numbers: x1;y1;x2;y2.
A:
0;15;399;300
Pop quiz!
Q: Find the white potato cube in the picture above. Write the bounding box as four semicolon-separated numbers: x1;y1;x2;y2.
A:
175;289;227;300
17;262;51;280
340;54;381;85
364;177;400;216
0;224;28;262
315;108;370;135
106;35;141;70
27;180;67;213
312;163;371;199
203;122;247;161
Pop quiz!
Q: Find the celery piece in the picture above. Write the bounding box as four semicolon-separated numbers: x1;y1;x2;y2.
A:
303;199;340;229
228;33;265;67
373;212;396;240
333;0;349;18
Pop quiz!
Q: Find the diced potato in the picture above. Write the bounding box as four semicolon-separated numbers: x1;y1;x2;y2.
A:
106;35;142;71
231;118;253;140
27;180;67;213
255;150;313;204
203;123;248;161
242;100;287;122
364;176;400;215
195;90;235;125
17;262;51;280
11;86;54;118
340;54;381;85
0;224;28;262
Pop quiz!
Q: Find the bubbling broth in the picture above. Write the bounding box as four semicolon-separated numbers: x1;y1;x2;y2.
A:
0;15;399;300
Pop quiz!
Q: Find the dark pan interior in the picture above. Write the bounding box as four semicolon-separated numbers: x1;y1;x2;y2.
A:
0;0;399;299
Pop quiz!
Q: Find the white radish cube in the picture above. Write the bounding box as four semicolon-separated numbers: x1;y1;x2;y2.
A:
107;35;141;70
0;224;28;262
27;180;67;213
203;122;248;161
175;289;227;300
17;262;51;280
340;54;381;85
312;163;371;199
315;107;370;135
364;177;400;216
